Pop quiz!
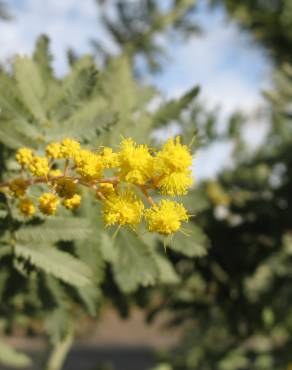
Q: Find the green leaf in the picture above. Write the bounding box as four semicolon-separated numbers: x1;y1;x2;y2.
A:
15;217;92;243
0;341;32;368
99;56;137;142
168;224;208;257
45;308;72;344
0;117;41;149
50;55;98;121
74;232;105;315
99;232;117;263
14;56;47;122
48;103;116;141
15;243;93;287
155;254;180;285
112;230;159;293
0;70;30;120
77;285;101;316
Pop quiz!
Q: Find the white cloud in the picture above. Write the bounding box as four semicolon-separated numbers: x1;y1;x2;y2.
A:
0;0;116;75
153;5;271;117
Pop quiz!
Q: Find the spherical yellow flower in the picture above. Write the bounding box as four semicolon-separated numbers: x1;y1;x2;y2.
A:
46;142;62;159
55;178;77;199
206;181;231;207
98;183;116;197
15;147;33;166
29;156;49;177
156;170;193;196
60;138;80;158
144;200;189;235
155;136;192;174
18;198;36;217
74;149;103;180
102;190;144;227
63;194;81;210
118;138;154;185
100;147;119;168
39;193;59;215
9;178;27;198
49;169;63;177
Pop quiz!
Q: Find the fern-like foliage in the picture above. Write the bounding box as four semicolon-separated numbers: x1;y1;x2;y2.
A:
0;35;207;366
15;244;93;287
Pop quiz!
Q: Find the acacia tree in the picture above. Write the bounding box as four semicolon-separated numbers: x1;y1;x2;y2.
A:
0;1;209;368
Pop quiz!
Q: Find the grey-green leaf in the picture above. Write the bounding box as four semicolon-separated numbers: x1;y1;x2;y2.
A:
15;244;93;287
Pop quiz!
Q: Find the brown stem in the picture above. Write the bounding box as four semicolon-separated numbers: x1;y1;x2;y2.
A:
96;191;106;201
63;159;69;176
96;176;119;184
0;176;122;200
140;186;155;206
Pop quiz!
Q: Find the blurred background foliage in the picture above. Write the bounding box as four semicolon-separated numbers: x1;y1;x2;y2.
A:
0;0;291;370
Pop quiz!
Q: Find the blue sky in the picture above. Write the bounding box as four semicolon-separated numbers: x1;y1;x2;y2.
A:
0;0;271;178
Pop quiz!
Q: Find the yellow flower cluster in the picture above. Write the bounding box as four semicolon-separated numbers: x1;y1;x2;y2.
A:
5;136;194;236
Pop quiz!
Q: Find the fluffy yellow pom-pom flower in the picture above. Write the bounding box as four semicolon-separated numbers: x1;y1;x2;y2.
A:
60;138;81;158
156;170;193;196
155;136;192;174
102;190;144;227
9;178;27;198
39;193;59;215
15;147;33;166
18;198;36;217
118;138;154;185
145;199;189;235
46;142;62;159
49;169;63;177
100;147;119;168
63;194;81;209
98;183;116;197
74;149;103;180
29;156;49;177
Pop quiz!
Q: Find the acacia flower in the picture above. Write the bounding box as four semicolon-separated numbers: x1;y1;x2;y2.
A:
29;156;49;177
63;194;81;209
60;138;80;158
46;142;62;159
74;149;103;180
145;200;189;235
98;183;116;197
155;136;192;174
100;147;119;168
39;193;59;215
102;190;144;227
9;178;27;198
118;138;154;185
18;198;36;217
5;136;195;238
15;147;33;166
49;169;63;177
156;170;193;196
